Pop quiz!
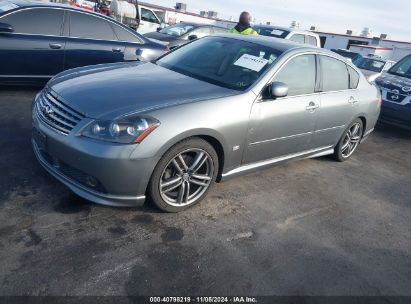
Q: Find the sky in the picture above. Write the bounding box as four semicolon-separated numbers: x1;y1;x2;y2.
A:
144;0;411;41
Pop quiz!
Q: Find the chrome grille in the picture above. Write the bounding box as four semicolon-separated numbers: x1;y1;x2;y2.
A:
35;89;84;135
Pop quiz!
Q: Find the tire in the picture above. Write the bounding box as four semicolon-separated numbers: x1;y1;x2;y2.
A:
148;137;219;212
334;118;364;162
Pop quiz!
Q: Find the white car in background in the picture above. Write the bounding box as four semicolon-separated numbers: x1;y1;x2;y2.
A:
354;56;396;82
253;25;321;48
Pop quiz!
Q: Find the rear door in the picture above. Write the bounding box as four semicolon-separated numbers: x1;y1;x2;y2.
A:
0;7;66;79
245;54;320;164
64;10;126;70
311;55;360;148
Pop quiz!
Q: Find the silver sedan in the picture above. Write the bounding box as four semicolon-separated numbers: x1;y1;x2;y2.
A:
32;34;381;212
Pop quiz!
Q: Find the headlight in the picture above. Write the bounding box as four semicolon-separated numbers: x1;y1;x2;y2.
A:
81;115;160;144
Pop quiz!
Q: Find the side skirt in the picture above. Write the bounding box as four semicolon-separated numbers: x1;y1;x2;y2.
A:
220;146;334;181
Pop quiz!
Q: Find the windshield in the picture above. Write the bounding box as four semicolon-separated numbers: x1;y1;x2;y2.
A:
156;37;282;91
0;0;18;13
159;23;195;37
253;26;289;38
354;58;385;72
388;55;411;79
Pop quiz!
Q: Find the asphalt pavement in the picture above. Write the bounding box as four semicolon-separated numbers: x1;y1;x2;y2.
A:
0;88;410;296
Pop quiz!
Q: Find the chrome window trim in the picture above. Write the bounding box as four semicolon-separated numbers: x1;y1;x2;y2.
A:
0;6;144;44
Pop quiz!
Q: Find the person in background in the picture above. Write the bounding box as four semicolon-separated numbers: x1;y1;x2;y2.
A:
228;11;258;35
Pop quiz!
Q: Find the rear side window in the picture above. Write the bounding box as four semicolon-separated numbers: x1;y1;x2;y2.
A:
289;34;305;44
0;8;64;35
112;23;141;43
320;55;349;91
307;35;317;46
348;66;360;89
69;11;115;40
274;54;316;96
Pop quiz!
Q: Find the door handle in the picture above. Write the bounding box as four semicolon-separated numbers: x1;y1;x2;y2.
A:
306;102;319;111
49;43;62;49
112;47;123;53
348;96;358;104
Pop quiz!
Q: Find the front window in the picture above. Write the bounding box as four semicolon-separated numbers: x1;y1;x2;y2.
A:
354;58;386;73
0;8;64;35
156;36;282;91
159;23;195;37
253;26;290;38
388;55;411;79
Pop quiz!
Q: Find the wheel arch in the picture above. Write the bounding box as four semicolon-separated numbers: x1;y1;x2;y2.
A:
155;129;228;182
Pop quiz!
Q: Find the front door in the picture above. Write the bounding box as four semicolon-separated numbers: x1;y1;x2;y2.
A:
244;54;320;164
0;7;65;79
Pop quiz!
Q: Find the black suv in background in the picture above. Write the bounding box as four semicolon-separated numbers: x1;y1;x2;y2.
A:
375;54;411;129
0;0;168;85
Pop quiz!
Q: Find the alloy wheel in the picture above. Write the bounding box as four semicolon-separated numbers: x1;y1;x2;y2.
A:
159;148;214;207
341;122;363;158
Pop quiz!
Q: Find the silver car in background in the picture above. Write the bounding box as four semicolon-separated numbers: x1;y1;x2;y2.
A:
32;35;381;212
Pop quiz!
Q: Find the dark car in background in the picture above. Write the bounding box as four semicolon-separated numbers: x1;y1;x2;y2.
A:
0;0;168;85
375;54;411;129
143;22;226;50
331;49;362;62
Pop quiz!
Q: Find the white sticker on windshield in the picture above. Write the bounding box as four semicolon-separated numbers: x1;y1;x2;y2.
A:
234;54;268;72
271;29;284;36
0;2;18;12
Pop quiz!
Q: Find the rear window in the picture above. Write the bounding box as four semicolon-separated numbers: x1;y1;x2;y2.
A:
320;55;350;91
253;26;289;38
348;66;360;89
307;35;317;46
0;0;18;13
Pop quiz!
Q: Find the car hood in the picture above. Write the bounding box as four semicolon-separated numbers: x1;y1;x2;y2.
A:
47;61;238;119
375;72;411;95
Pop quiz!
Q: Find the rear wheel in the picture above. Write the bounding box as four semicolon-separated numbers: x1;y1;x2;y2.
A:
149;138;218;212
334;118;363;162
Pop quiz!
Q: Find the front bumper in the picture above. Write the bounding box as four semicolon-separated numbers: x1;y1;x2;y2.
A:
32;139;146;207
380;101;411;130
32;109;160;208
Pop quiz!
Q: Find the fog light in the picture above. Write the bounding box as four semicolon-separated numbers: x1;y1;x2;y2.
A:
86;176;98;188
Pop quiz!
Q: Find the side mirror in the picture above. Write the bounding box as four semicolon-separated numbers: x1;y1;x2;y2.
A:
156;27;161;32
0;22;13;33
266;82;288;99
188;34;198;41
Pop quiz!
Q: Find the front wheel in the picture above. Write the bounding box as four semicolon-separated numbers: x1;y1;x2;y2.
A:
334;118;364;162
148;138;219;212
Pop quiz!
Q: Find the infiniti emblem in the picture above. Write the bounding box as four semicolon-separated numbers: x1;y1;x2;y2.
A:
40;104;53;116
